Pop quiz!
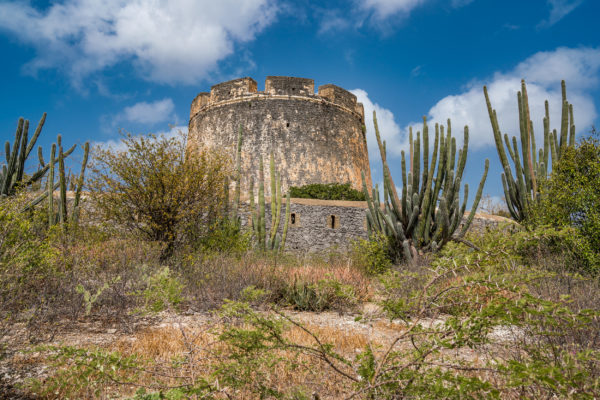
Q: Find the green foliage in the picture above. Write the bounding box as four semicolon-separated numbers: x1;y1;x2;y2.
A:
88;131;229;259
351;233;392;275
484;80;576;222
288;182;366;201
0;197;56;318
1;113;48;197
76;276;121;316
363;111;488;263
528;132;600;272
135;267;184;314
28;345;144;399
193;218;250;256
281;277;357;312
249;152;291;252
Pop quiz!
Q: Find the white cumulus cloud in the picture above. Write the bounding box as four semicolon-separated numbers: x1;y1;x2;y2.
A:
351;89;407;158
357;0;427;19
0;0;278;87
424;47;600;149
353;47;600;161
120;98;175;125
94;125;188;153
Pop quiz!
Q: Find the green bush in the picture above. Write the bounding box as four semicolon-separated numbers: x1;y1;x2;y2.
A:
351;233;392;275
135;267;184;313
288;182;366;201
280;277;357;312
530;130;600;272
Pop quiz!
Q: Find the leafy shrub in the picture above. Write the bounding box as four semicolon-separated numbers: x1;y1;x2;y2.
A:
530;131;600;272
280;277;357;312
88;131;230;259
288;182;366;201
350;233;392;275
135;267;185;314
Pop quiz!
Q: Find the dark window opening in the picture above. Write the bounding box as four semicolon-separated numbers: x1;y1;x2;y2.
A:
292;87;296;91
286;122;290;128
328;215;338;229
291;213;296;224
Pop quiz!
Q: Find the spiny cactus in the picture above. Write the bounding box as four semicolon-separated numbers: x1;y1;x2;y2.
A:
249;152;291;252
23;137;90;229
232;125;243;223
363;111;489;262
484;79;575;222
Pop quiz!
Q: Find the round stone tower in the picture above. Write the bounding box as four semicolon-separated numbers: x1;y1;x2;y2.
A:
188;76;372;196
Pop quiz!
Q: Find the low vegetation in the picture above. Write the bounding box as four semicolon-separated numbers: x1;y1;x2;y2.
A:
1;112;599;398
288;182;366;201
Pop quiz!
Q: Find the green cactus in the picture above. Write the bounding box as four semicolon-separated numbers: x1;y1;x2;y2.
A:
1;114;48;196
363;111;489;262
232;125;243;223
250;152;291;252
484;79;575;222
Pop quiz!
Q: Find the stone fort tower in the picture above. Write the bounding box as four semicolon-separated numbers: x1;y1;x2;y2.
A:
188;76;372;195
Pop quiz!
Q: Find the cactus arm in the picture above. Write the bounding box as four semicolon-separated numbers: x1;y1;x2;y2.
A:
568;103;575;147
459;159;489;237
280;192;291;251
2;118;23;195
521;81;537;195
38;146;46;167
258;157;266;251
233;125;242;221
249;176;256;233
373;110;401;207
72;142;90;224
22;181;60;212
48;144;56;226
412;131;420;197
25;113;46;159
58;144;68;226
559;80;569;157
269;171;282;248
15;120;29;186
420;117;429;203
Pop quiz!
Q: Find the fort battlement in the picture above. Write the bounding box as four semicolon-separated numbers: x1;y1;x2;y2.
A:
188;76;371;198
190;76;364;122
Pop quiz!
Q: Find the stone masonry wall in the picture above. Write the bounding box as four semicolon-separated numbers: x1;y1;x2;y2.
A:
240;198;513;253
188;76;372;198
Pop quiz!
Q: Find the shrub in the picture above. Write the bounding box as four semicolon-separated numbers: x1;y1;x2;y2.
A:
135;267;185;314
350;233;392;275
288;182;366;201
88;131;230;258
531;130;600;272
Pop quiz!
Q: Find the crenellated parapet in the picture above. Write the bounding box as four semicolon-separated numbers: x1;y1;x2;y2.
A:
189;76;364;122
188;75;371;196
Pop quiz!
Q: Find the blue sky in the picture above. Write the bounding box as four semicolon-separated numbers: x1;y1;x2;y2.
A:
1;0;599;207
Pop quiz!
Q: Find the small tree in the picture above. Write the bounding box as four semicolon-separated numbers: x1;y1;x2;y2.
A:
531;128;600;269
88;132;230;258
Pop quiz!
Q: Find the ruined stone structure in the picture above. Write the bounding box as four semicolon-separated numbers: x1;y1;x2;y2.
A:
188;76;372;196
188;77;511;253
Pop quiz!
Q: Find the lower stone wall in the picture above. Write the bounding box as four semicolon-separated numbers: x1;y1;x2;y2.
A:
241;198;514;253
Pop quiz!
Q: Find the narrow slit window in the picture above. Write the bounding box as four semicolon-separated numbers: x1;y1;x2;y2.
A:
290;213;298;226
286;122;290;128
328;215;339;229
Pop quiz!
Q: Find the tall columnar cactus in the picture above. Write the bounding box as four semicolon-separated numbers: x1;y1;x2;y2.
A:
22;138;90;229
363;111;489;262
249;152;291;252
1;113;50;196
484;79;575;222
232;125;243;223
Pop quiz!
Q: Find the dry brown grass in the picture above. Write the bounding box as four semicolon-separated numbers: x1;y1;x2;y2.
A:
108;318;373;399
